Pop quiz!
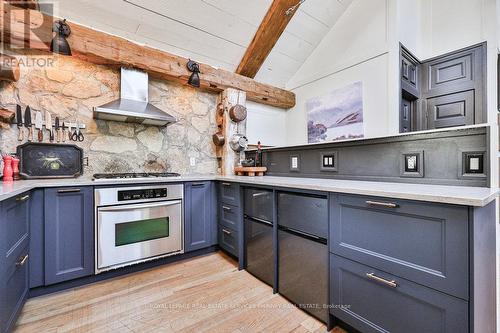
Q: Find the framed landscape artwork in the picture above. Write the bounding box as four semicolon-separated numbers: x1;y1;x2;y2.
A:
307;81;364;143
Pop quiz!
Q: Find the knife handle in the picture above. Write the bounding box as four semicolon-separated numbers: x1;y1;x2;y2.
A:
17;128;23;141
49;130;54;142
61;129;66;142
28;126;33;141
38;129;43;142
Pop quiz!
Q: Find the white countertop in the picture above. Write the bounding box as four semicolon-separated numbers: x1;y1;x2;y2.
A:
0;175;497;207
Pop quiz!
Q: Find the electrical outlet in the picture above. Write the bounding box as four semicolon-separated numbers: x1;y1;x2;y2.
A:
290;155;300;172
190;157;196;167
320;151;338;172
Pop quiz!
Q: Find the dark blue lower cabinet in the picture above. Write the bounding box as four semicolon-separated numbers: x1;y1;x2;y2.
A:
44;187;94;285
0;192;31;333
29;189;45;288
184;182;216;252
218;225;238;257
330;254;468;333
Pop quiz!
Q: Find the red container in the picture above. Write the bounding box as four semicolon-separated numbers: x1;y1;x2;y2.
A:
3;155;13;182
12;157;20;180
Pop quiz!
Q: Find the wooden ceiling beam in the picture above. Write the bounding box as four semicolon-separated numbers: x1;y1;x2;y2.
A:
0;1;295;109
236;0;301;78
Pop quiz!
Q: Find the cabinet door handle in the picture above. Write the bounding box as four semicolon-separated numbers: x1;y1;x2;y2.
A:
252;192;268;197
222;206;232;212
58;188;81;193
221;182;232;186
366;272;397;288
191;183;205;187
365;200;398;208
16;194;30;202
16;254;29;267
222;229;232;235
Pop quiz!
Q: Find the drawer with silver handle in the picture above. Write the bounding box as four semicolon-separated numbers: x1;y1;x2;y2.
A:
330;254;468;333
219;203;240;230
218;181;240;206
218;225;238;257
330;194;469;300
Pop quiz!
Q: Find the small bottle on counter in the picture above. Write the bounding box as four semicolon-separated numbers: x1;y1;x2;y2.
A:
2;155;13;182
12;156;20;180
255;141;262;167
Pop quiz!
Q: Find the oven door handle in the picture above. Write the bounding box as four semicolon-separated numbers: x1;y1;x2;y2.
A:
98;200;181;212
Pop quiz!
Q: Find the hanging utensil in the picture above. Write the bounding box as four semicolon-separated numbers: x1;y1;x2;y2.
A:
229;92;247;123
61;122;67;142
16;105;23;141
45;110;53;142
71;119;84;142
229;133;248;152
34;111;43;142
55;117;60;142
212;131;225;146
24;106;32;142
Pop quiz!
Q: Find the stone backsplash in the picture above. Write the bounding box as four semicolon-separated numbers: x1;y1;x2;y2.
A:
0;55;218;176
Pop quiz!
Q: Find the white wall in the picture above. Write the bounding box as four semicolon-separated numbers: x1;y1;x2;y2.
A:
246;101;287;147
284;0;391;145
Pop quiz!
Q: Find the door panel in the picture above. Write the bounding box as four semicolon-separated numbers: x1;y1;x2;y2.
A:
427;90;474;129
245;218;273;286
184;182;214;252
44;187;94;285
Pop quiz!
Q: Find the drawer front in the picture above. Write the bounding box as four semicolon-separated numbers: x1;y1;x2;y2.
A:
219;204;240;230
1;246;29;333
278;192;328;239
243;188;273;222
330;194;469;300
218;225;238;257
1;193;30;261
219;182;240;206
330;255;468;333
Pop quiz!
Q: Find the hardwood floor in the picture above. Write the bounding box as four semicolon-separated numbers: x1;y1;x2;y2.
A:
14;252;346;333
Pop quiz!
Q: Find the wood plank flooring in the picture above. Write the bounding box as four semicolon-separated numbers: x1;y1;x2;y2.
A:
14;252;346;333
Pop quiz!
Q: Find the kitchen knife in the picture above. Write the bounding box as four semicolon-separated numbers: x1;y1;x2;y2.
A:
61;122;67;142
16;105;23;141
45;110;53;142
55;117;60;142
24;106;32;141
35;111;43;142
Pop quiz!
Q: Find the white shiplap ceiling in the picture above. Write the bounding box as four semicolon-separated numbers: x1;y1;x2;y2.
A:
48;0;352;88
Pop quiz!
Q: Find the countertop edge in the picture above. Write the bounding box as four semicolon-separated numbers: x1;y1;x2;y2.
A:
0;175;497;207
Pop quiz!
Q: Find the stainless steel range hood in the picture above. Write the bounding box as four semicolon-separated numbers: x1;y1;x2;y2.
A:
93;68;176;126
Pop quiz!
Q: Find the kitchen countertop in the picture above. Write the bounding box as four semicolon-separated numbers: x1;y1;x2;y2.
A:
0;175;497;207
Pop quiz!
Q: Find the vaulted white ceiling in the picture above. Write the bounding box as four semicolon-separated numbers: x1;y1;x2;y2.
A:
48;0;352;88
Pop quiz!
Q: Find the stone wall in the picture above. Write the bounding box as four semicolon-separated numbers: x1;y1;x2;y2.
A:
0;55;218;176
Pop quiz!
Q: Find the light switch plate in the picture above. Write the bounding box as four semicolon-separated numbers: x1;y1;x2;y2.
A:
459;150;486;179
400;150;424;178
320;151;338;172
289;154;300;172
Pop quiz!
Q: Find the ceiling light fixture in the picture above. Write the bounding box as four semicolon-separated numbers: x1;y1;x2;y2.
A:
186;59;201;88
50;19;72;56
285;0;306;16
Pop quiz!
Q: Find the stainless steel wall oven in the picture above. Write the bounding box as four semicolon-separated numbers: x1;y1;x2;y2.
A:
94;184;183;273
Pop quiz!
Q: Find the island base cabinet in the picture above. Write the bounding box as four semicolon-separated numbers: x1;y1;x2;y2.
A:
44;187;94;285
330;255;468;333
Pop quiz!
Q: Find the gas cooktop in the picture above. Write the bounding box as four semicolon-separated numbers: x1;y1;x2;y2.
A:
92;172;181;180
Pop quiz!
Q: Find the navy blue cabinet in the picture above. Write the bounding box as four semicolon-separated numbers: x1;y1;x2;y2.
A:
0;192;31;333
44;187;94;285
29;189;44;288
184;182;216;252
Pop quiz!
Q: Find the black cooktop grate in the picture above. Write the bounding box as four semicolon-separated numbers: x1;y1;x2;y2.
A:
93;172;181;179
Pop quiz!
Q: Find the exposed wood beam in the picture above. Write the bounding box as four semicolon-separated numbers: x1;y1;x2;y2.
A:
0;2;295;109
236;0;301;78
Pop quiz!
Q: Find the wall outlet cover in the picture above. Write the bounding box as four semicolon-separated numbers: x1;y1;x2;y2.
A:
289;154;300;172
320;151;338;172
459;150;487;179
400;150;424;178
